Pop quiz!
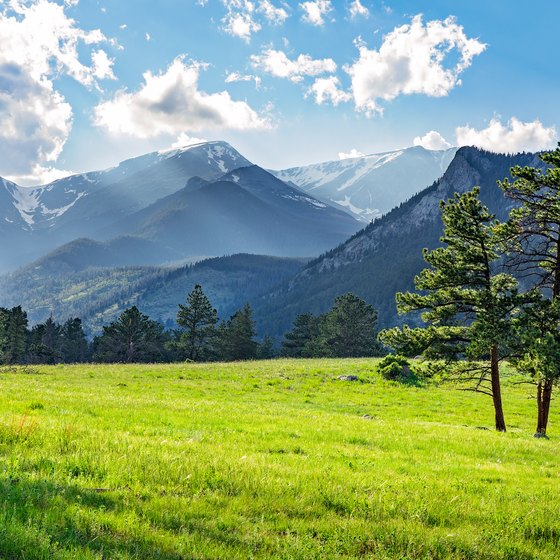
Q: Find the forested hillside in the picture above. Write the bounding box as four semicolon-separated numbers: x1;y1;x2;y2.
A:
252;147;543;336
0;254;307;335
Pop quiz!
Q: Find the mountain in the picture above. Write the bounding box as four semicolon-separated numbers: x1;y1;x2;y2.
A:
272;145;458;222
0;142;359;272
0;254;307;335
100;165;360;258
23;237;185;274
253;147;543;337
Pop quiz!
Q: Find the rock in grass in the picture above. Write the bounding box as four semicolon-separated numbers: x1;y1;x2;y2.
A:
337;375;359;381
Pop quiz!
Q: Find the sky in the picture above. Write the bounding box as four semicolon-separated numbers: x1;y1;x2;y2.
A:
0;0;558;186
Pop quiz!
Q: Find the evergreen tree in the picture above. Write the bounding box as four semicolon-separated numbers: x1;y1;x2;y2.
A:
176;284;218;361
60;318;89;363
281;313;320;357
499;145;560;436
321;293;383;357
93;306;166;363
380;188;520;432
257;335;276;359
216;304;257;361
0;308;10;364
27;317;62;364
3;306;29;364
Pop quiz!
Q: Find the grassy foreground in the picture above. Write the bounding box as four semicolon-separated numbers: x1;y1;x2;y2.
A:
0;359;558;559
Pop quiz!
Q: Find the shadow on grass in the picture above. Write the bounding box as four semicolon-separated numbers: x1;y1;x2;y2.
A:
0;476;195;559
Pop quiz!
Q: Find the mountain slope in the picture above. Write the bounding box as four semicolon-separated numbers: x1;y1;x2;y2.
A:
100;165;361;259
253;147;543;337
272;145;457;221
0;142;360;272
0;254;307;335
0;142;253;271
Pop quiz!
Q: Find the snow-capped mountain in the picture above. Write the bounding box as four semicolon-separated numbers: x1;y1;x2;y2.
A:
272;145;458;222
3;141;252;233
0;142;360;273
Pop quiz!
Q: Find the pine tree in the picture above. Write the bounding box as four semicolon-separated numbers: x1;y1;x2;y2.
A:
281;313;320;357
93;306;166;363
216;304;257;361
60;318;89;363
499;145;560;436
380;188;520;432
0;308;10;364
3;306;28;365
176;284;218;361
321;293;383;357
27;317;62;364
257;335;276;359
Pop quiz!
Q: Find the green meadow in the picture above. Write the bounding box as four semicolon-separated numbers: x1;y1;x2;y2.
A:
0;359;558;559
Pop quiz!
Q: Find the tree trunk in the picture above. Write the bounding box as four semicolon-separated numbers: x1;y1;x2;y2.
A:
535;378;553;438
490;345;507;432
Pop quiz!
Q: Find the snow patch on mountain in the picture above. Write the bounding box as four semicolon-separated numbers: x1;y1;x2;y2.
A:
272;146;458;222
12;186;41;226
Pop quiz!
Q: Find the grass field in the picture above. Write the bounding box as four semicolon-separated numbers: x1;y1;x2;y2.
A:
0;359;558;559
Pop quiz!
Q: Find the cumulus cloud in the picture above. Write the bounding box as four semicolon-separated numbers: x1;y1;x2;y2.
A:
413;130;452;150
94;57;269;138
339;148;365;160
225;71;262;89
456;117;557;153
348;0;369;19
258;0;289;24
308;76;352;105
251;49;336;82
300;0;332;26
0;0;114;185
345;15;486;115
220;0;287;42
92;49;116;80
170;133;208;149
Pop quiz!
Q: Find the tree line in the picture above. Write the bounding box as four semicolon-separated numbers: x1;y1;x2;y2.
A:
0;289;382;365
380;146;560;438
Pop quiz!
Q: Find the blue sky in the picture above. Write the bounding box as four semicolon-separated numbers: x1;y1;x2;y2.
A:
0;0;558;185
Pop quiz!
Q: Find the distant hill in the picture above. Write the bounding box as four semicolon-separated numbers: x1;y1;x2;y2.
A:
272;145;457;222
253;147;544;337
0;254;307;335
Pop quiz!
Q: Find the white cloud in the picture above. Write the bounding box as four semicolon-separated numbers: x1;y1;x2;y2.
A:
339;148;365;160
221;1;260;42
94;57;269;138
170;133;208;149
456;117;557;153
225;71;261;89
308;76;352;105
349;0;369;19
219;1;289;41
258;0;289;24
413;130;452;150
119;23;127;30
0;0;113;185
251;49;336;82
345;15;486;115
300;0;332;26
91;49;116;80
145;32;151;41
11;164;72;187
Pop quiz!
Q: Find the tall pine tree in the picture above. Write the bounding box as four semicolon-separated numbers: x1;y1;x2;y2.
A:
93;306;166;363
380;189;520;432
499;145;560;436
176;285;218;361
216;304;257;361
